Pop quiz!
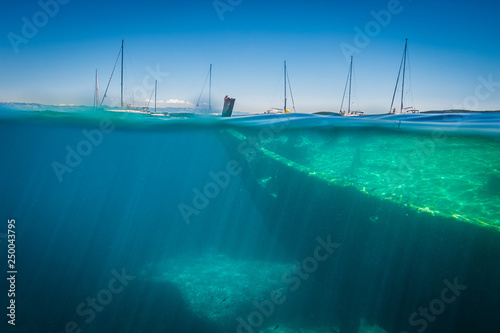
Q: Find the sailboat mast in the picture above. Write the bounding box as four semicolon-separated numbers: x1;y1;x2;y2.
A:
94;69;100;109
94;69;97;109
348;56;353;114
209;64;212;113
96;70;100;106
120;39;124;109
400;38;408;114
284;60;287;113
154;80;157;114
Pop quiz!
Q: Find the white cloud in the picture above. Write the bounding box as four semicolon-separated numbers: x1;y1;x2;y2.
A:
166;99;194;106
145;98;194;107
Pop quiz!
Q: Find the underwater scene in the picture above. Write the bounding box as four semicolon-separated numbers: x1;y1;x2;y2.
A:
1;109;500;333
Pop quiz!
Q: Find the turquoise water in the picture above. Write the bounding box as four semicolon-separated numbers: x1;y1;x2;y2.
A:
1;109;500;333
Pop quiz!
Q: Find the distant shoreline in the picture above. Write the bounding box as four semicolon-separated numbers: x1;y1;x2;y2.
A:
1;102;499;115
314;110;500;116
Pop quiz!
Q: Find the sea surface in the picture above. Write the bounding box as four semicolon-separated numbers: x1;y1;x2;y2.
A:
1;108;499;333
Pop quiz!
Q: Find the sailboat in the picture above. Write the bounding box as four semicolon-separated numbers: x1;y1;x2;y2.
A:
194;64;214;114
100;40;150;114
340;56;363;116
265;60;296;114
389;38;419;114
147;80;168;117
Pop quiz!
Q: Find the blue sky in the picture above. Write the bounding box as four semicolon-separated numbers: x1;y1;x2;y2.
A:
0;0;499;113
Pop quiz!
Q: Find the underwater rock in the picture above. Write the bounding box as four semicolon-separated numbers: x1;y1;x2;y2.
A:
143;254;295;331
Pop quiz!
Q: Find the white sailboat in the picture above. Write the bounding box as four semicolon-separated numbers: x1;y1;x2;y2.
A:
265;60;296;114
389;38;419;114
194;64;218;114
147;80;169;117
100;40;150;114
340;56;363;116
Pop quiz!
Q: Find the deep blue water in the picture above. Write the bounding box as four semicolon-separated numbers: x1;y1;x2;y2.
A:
1;109;500;333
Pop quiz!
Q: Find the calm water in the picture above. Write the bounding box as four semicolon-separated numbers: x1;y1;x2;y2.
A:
1;108;499;333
